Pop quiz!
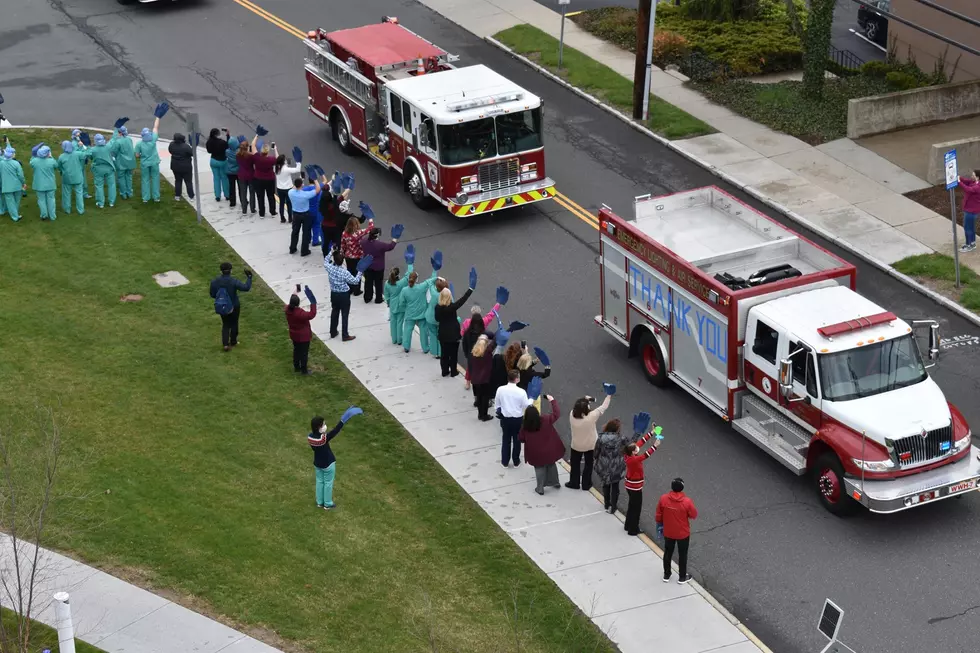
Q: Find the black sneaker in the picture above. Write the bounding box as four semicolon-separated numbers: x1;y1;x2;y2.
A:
662;573;671;583
678;575;692;584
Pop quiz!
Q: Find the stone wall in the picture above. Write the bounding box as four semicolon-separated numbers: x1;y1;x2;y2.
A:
847;79;980;139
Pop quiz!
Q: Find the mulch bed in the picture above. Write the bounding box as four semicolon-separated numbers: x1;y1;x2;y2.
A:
905;184;966;224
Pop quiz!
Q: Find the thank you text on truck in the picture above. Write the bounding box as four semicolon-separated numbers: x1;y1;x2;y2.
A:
596;187;980;515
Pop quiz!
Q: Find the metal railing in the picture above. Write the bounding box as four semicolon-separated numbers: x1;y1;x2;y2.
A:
828;44;865;73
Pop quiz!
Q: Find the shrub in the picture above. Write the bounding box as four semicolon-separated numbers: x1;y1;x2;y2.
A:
653;31;690;68
885;71;921;91
682;0;759;21
861;60;896;78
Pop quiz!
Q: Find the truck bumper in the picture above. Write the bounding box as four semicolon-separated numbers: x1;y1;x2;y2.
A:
843;447;980;513
447;179;555;217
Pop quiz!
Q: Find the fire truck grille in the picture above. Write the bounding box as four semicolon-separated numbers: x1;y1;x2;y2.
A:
893;425;953;467
478;159;520;193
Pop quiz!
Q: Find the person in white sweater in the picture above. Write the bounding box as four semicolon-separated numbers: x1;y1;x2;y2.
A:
565;386;614;491
274;153;302;223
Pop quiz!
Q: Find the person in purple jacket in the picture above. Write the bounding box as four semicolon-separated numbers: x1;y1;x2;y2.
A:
359;224;403;304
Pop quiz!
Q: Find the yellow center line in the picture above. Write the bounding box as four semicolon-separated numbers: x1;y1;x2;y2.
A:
231;0;602;231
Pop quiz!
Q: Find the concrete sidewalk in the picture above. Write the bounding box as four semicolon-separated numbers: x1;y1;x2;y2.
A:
417;0;973;270
157;141;771;653
0;534;281;653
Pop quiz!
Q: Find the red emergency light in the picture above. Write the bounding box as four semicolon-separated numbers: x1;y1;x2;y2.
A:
816;311;897;338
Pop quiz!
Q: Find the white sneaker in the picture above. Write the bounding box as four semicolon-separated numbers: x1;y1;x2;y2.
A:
960;243;976;252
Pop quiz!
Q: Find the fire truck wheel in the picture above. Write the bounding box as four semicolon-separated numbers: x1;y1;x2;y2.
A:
813;452;857;516
406;167;431;209
638;331;667;387
335;120;355;155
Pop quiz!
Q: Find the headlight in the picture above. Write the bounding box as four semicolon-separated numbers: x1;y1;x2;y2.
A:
953;430;973;454
852;458;895;472
455;191;468;205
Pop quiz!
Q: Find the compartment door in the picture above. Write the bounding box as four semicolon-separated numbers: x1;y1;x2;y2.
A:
601;239;627;337
670;284;729;414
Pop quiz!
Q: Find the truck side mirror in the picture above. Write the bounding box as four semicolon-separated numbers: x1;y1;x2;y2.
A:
418;128;428;149
927;323;940;362
778;359;794;399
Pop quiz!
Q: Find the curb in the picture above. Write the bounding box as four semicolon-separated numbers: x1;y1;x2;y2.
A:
556;458;776;653
484;37;980;332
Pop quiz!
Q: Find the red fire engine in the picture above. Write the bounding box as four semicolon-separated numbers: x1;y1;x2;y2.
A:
304;18;556;217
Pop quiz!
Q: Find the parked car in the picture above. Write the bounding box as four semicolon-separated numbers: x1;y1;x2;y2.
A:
857;0;890;47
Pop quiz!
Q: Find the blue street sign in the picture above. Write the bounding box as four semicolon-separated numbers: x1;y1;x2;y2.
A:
945;149;958;190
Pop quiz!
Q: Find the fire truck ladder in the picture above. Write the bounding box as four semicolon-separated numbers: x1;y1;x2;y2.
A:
304;39;376;108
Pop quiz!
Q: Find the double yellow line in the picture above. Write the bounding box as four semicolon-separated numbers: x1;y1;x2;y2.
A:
230;0;601;233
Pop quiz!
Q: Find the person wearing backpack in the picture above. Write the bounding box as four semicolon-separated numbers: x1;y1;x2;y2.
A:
209;262;253;351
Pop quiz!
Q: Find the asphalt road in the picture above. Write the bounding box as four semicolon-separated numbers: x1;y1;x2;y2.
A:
2;1;977;652
530;0;886;63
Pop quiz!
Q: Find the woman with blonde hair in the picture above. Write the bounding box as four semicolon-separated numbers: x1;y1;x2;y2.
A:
469;333;496;421
517;350;551;411
434;268;477;377
341;214;375;295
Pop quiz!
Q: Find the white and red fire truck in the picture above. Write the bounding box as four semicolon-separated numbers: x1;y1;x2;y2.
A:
596;186;980;515
303;18;556;217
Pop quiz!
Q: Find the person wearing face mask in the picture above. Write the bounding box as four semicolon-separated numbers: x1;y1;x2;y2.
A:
70;129;91;199
168;133;194;202
400;251;443;354
205;127;231;203
251;134;277;217
90;133;117;208
56;140;86;215
135;104;166;203
110;121;137;200
0;142;26;221
29;144;58;220
308;406;363;510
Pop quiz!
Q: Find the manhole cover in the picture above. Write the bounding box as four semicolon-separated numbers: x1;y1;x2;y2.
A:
120;294;143;302
153;271;189;287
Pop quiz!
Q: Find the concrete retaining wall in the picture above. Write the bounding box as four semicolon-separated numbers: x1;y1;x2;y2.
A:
847;79;980;139
928;136;980;185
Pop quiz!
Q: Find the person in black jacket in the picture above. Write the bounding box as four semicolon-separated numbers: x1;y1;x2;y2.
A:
168;133;194;201
205;127;231;202
209;262;252;351
433;279;475;377
308;406;363;510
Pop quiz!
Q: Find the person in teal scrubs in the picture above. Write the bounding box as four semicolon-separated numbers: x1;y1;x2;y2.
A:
136;103;168;203
30;144;58;220
90;134;117;208
57;140;86;215
71;129;91;199
111;123;137;199
400;251;443;353
0;145;26;221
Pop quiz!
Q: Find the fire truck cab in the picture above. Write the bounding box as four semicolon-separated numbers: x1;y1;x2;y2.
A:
304;20;556;217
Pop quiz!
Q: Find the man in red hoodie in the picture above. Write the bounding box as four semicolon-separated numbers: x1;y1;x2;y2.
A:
959;170;980;253
656;478;698;584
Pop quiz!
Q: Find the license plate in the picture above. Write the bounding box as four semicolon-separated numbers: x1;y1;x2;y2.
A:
909;491;938;505
948;480;978;494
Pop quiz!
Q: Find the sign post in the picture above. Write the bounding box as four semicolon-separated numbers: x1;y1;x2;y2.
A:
186;113;202;225
558;0;570;69
945;149;960;288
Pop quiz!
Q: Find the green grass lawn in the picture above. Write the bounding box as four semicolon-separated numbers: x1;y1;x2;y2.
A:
0;129;614;653
495;24;714;140
0;609;106;653
894;253;980;312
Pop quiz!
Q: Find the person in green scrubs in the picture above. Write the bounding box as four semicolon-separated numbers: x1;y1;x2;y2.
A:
89;134;117;208
71;129;91;199
57;140;86;215
136;111;165;203
0;145;26;221
30;144;58;220
111;123;137;199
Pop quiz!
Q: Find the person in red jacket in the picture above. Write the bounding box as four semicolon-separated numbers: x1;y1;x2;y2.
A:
622;426;663;536
958;170;980;252
285;286;317;374
656;478;698;584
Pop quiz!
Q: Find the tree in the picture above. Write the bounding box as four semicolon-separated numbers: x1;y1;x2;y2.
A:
0;408;68;653
633;0;653;119
782;0;804;39
802;0;836;98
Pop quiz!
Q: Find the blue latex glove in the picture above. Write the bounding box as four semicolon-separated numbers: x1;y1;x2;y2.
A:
405;244;416;265
528;376;543;401
330;174;343;195
304;165;317;182
153;102;169;118
468;267;477;290
603;383;616;396
359;201;374;220
341;172;355;191
255;124;269;136
292;146;303;163
431;250;443;271
313;164;325;180
448;282;455;297
390;224;404;239
31;143;41;157
496;286;509;306
256;139;264;151
356;255;374;273
78;132;91;147
304;286;316;305
113;117;130;129
533;347;550;367
656;523;664;539
507;321;528;332
237;134;247;144
633;411;651;436
340;406;363;423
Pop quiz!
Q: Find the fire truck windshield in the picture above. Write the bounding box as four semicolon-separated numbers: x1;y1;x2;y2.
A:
818;334;928;402
437;108;543;165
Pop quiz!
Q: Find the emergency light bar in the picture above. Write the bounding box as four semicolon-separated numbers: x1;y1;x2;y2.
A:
446;92;524;113
816;311;897;338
